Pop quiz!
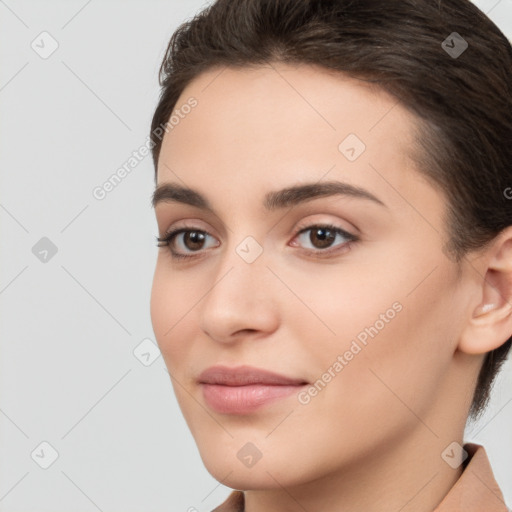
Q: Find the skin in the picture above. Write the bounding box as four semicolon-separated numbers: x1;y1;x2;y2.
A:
150;63;512;512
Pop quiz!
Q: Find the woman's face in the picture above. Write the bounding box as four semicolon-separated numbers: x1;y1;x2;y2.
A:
150;63;476;489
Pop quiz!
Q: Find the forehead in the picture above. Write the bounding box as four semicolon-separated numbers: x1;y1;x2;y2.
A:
158;63;418;171
156;63;443;224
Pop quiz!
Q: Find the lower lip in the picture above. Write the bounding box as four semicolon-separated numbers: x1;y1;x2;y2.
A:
200;383;306;414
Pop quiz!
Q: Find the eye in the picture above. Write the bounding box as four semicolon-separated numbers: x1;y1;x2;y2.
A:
156;227;219;259
291;223;357;253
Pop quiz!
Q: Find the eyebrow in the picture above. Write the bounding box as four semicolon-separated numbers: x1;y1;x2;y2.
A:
151;181;386;211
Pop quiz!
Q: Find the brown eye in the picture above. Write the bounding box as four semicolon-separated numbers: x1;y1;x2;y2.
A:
308;227;336;249
156;228;219;259
156;223;357;261
182;231;207;251
294;224;356;253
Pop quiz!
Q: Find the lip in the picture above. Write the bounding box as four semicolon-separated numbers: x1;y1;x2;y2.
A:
198;365;308;386
198;365;309;414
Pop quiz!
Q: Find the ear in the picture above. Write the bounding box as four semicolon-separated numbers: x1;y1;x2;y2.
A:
458;226;512;355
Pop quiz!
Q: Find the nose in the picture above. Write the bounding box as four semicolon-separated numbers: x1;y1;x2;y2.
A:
198;246;280;344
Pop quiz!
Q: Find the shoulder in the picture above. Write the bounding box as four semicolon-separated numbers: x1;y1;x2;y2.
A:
211;490;245;512
434;443;509;512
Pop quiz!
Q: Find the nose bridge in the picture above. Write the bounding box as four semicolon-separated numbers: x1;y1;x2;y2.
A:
198;233;279;340
208;234;269;308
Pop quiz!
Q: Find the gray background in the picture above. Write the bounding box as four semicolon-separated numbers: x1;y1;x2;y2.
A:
1;1;511;510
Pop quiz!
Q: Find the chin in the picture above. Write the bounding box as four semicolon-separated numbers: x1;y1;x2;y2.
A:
196;439;315;490
203;459;300;490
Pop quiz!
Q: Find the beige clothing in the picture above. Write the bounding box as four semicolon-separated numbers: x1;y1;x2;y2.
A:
212;443;509;511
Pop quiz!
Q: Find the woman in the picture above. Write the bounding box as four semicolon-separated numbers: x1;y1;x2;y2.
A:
149;0;511;510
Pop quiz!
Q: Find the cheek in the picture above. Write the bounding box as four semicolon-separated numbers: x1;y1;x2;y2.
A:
149;264;171;343
285;249;460;416
150;262;195;368
380;297;457;414
150;264;203;423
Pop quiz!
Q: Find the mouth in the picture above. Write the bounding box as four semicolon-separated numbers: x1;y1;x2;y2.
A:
198;365;309;414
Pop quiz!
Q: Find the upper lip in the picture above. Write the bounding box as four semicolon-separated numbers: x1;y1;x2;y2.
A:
198;365;308;386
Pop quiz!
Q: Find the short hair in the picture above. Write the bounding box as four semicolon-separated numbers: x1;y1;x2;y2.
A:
150;0;512;419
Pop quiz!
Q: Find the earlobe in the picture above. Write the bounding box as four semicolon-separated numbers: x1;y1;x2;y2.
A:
458;227;512;355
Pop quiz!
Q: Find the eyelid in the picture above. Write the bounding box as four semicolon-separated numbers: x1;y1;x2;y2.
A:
293;215;358;237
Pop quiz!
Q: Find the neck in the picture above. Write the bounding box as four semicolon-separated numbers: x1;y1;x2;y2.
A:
243;425;465;512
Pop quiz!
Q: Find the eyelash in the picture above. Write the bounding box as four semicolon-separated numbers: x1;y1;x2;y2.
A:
156;223;359;261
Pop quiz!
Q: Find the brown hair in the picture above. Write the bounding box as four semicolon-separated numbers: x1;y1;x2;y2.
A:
150;0;512;419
